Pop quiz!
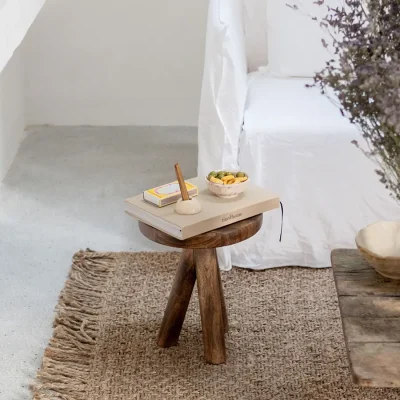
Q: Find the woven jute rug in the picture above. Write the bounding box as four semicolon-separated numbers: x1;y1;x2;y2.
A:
33;251;400;400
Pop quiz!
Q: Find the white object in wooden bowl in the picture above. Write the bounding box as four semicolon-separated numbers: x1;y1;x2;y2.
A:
355;221;400;279
205;175;249;199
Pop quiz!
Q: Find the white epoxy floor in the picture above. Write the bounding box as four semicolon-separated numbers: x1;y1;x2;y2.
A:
0;126;197;399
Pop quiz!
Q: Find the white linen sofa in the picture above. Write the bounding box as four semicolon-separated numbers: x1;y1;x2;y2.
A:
198;0;399;270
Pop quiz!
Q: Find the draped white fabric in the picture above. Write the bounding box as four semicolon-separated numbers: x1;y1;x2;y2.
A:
243;0;268;72
197;0;250;270
198;0;248;178
198;0;400;270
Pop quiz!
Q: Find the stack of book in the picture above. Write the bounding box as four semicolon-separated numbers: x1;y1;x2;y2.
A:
125;177;280;240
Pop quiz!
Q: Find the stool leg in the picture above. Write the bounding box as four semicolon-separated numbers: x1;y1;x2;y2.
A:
158;249;196;348
216;260;229;333
194;248;226;364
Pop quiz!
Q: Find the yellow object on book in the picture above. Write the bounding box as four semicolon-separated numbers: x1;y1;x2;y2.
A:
143;181;199;207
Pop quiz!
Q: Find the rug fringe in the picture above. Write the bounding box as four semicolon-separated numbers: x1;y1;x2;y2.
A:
31;250;115;400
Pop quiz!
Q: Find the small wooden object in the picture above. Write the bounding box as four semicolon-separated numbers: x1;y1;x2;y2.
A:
331;249;400;387
174;163;189;201
139;214;263;364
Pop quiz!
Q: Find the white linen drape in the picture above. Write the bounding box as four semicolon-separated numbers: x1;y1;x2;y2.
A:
198;0;247;177
198;0;249;270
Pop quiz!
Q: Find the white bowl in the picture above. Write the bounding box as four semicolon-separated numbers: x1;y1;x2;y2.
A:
205;173;249;198
355;221;400;279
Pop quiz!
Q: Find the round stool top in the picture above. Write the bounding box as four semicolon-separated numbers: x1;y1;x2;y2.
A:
139;214;263;249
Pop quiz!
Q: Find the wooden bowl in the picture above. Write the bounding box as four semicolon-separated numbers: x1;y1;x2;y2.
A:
355;221;400;279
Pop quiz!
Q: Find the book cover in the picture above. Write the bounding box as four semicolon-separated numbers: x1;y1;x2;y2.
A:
144;181;198;207
126;177;280;240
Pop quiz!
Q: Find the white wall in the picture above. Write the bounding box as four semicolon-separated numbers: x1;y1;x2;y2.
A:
24;0;208;127
0;0;45;180
0;46;25;180
0;0;46;74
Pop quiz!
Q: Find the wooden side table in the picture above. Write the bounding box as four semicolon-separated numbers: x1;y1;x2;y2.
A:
331;249;400;387
139;214;263;364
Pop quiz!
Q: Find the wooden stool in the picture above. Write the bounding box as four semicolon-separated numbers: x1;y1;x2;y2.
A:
139;214;263;364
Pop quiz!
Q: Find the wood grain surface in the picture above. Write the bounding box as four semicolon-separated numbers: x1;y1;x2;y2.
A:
139;214;263;249
331;249;400;387
195;248;226;364
158;249;196;347
216;250;229;333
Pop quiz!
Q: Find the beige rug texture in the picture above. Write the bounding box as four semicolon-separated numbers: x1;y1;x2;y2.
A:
32;251;400;399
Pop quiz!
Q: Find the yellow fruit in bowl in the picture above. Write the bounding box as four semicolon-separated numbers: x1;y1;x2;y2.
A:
207;170;249;186
221;175;235;182
210;176;224;184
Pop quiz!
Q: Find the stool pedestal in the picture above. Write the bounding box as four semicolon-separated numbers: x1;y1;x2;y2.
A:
139;214;263;364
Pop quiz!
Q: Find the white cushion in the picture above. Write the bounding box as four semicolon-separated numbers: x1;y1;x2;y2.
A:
244;73;354;135
244;0;268;72
266;0;335;78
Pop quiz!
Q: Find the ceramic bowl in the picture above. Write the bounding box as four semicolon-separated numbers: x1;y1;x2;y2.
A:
205;173;249;199
355;221;400;279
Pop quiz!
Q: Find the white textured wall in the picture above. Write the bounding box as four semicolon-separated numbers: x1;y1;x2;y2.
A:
24;0;208;126
0;46;25;180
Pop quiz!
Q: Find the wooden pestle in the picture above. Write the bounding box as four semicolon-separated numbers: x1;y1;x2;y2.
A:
174;163;190;201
